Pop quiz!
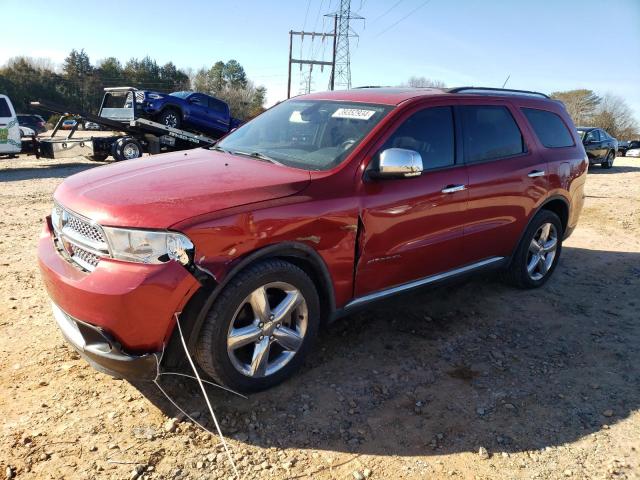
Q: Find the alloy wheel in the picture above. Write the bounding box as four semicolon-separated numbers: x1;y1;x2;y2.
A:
526;222;558;281
122;143;140;159
226;282;308;378
164;113;178;128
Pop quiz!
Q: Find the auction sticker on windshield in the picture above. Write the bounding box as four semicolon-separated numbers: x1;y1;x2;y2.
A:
331;108;377;120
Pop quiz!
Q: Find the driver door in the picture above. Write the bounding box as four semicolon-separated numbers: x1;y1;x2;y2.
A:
355;105;469;297
187;94;209;130
584;129;605;162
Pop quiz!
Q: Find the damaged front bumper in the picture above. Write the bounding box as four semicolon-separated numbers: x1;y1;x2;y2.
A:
52;302;160;381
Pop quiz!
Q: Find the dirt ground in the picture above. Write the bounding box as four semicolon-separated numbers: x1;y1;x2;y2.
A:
1;146;639;480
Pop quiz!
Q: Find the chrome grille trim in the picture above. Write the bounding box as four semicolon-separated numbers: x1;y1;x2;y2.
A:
65;215;106;244
71;246;101;271
52;203;110;272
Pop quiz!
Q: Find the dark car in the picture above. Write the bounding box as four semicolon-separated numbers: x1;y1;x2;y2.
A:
17;114;47;134
617;141;629;156
134;90;242;138
576;127;617;169
39;87;587;392
620;140;640;157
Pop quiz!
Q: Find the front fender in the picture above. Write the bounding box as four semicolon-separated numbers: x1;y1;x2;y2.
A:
181;196;360;309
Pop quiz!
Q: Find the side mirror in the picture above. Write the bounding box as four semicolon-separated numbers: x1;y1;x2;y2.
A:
371;148;423;179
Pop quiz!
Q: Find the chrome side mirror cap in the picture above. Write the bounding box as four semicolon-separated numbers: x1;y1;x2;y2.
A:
372;148;423;179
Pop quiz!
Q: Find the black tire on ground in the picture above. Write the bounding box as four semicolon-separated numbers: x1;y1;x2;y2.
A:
111;137;143;161
503;209;563;289
158;108;181;129
195;259;321;393
601;151;614;169
89;153;108;162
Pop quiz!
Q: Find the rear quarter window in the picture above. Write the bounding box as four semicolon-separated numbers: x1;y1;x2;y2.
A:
459;105;525;163
0;98;12;118
522;108;575;148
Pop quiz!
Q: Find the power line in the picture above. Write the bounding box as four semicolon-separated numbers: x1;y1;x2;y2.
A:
302;0;312;30
374;0;433;38
370;0;404;24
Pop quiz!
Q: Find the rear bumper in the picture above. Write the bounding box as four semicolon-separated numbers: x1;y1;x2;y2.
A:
51;302;159;380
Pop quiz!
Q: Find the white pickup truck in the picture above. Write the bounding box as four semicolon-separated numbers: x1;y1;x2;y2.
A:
0;94;21;157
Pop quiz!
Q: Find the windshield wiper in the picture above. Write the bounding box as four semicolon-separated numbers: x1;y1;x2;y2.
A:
231;150;283;165
211;145;232;154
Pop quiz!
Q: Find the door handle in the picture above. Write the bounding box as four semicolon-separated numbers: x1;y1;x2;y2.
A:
441;184;467;193
527;170;545;178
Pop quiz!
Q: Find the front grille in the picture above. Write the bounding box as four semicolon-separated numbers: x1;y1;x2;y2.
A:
70;245;101;270
66;214;106;244
52;204;110;272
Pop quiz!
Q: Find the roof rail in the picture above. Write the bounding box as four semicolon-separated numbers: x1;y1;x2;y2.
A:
448;86;550;99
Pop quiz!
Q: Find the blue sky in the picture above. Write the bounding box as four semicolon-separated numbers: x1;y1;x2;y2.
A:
2;0;639;119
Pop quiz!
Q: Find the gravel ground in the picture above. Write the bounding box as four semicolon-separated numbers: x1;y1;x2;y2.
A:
0;149;639;480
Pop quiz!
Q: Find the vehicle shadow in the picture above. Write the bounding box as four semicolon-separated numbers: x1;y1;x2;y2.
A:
0;161;101;182
589;164;639;174
136;246;640;461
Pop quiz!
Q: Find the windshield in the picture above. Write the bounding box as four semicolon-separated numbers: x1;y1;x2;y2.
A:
217;100;392;170
170;91;191;99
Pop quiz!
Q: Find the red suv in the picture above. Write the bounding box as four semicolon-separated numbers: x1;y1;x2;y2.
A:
38;87;588;392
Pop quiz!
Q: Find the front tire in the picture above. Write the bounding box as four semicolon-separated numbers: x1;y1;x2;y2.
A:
504;210;563;289
195;259;320;392
158;108;181;129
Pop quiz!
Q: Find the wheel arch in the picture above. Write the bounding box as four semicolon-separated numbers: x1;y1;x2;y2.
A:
180;242;336;354
508;195;570;264
160;103;184;119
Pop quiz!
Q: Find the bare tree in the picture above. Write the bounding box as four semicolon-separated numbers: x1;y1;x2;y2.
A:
592;94;639;140
5;56;58;72
550;89;601;126
402;76;446;88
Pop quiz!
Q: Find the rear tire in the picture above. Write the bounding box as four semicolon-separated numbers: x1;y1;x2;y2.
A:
111;137;143;161
503;210;563;289
195;259;320;393
89;153;108;162
601;151;614;169
158;108;181;129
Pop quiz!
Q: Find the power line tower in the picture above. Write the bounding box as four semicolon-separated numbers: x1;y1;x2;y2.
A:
287;25;338;99
326;0;365;90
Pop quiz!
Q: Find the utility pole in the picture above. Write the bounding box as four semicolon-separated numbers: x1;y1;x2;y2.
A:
287;22;338;99
325;0;364;90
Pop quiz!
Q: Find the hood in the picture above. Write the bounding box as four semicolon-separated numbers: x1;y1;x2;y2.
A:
54;149;311;229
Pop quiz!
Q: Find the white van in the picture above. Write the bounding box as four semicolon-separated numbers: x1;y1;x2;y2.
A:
0;94;21;156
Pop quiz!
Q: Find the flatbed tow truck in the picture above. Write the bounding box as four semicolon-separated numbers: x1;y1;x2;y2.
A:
28;87;218;161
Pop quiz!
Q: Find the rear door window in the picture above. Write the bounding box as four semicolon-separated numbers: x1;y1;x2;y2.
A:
522;108;574;148
381;106;455;170
0;98;12;118
459;105;524;163
585;130;600;142
208;98;228;114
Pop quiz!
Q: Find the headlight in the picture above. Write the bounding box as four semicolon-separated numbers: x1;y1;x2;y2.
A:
102;227;194;265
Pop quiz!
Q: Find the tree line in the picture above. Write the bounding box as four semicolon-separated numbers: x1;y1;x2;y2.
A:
402;77;639;140
0;49;266;122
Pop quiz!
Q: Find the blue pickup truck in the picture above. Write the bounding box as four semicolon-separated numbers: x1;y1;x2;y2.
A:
134;90;242;138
